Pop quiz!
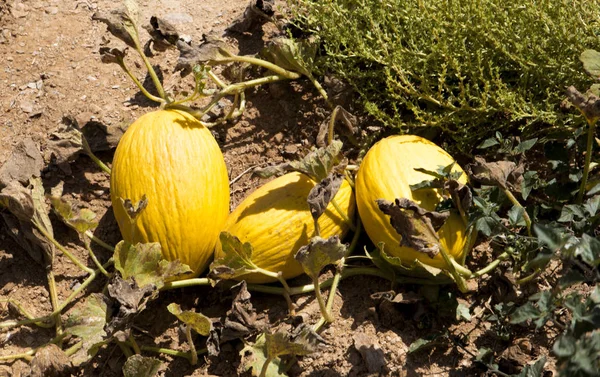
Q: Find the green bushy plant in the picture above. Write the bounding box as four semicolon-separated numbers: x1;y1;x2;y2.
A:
288;0;600;149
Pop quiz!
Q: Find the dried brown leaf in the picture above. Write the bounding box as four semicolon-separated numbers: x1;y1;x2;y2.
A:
307;172;344;222
30;344;72;377
227;0;274;33
144;16;179;52
377;198;449;258
0;138;43;189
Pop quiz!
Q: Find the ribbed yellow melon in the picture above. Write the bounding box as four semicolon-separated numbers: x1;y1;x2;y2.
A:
355;135;469;269
110;110;229;276
215;171;355;284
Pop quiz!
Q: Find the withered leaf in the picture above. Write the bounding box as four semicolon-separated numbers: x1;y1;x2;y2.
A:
167;303;212;336
144;16;179;52
209;232;259;281
240;333;287;377
0;138;43;189
307;172;344;222
444;179;473;213
64;294;109;366
0;178;54;266
468;156;521;190
290;140;343;182
207;281;265;357
30;344;72;377
119;195;148;224
92;10;137;48
566;85;600;123
261;36;318;78
105;274;156;341
92;1;140;49
377;198;449;259
295;235;346;279
227;0;274;34
316;106;358;147
113;241;192;289
175;35;231;76
252;163;293;179
99;46;127;64
49;195;98;235
122;355;161;377
265;329;320;358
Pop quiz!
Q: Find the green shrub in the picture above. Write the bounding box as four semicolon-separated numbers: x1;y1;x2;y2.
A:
289;0;600;149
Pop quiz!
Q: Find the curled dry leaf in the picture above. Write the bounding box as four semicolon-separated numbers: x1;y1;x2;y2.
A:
377;198;449;259
92;0;140;49
175;35;231;76
0;138;43;189
122;355;161;377
167;303;212;336
113;241;192;289
106;274;156;341
49;195;98;235
120;195;148;223
253;140;344;181
99;46;127;64
295;235;346;279
566;85;600;123
261;36;318;78
207;281;265;357
444;179;473;213
307;172;344;223
227;0;275;33
316;106;358;148
0;178;54;266
209;232;259;281
144;16;179;52
468;156;523;190
30;344;72;377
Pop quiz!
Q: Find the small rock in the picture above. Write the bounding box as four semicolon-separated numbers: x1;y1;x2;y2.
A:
163;12;193;24
44;6;59;15
353;333;388;374
20;100;34;113
283;144;299;156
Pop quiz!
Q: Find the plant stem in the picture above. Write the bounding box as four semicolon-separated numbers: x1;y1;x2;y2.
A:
259;355;275;377
276;272;295;315
160;278;211;291
516;269;541;285
46;269;63;340
503;188;532;237
185;325;198;365
0;299;54;328
0;260;111;330
306;73;333;109
117;341;134;358
0;349;36;361
312;276;334;323
438;245;469;293
330;198;356;231
469;252;510;278
132;37;167;101
33;220;94;275
84;150;112;175
119;59;165;104
128;334;141;355
85;231;115;252
85;241;110;277
64;340;83;357
577;119;597;204
213;55;302;80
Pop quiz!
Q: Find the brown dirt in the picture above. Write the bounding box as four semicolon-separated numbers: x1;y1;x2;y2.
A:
0;1;560;376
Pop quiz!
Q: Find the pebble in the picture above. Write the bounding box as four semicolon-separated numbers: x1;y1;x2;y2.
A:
163;12;194;24
45;6;59;15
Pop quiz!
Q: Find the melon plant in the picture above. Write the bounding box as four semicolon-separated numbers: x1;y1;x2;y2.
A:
214;171;355;284
110;109;230;276
355;135;471;272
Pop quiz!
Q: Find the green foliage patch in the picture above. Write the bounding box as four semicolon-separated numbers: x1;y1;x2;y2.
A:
289;0;600;149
